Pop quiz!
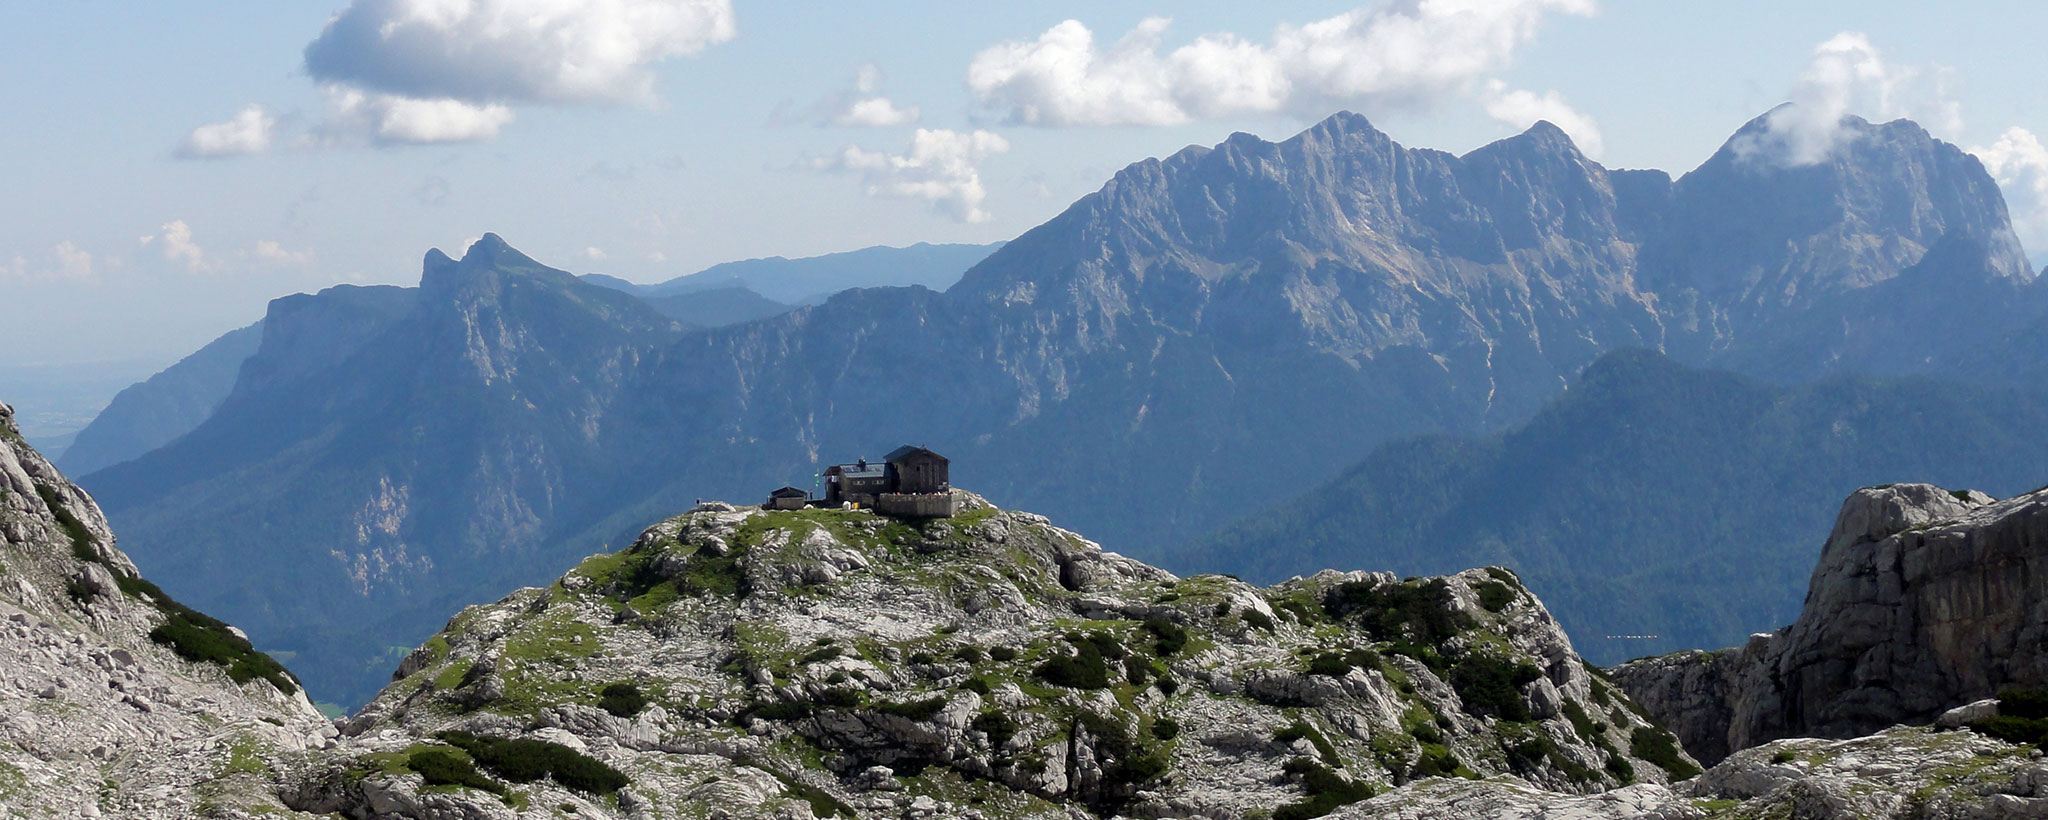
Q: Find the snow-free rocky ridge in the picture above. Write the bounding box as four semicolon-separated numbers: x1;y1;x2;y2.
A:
0;400;333;819
1615;482;2048;765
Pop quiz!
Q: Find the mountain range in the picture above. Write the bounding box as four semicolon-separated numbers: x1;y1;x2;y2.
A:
77;107;2048;707
1183;348;2048;665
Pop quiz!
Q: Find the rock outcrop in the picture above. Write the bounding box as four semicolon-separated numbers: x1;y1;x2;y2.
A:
1614;482;2048;764
0;401;333;819
296;494;1693;819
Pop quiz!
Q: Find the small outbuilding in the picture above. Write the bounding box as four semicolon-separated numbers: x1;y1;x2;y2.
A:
765;486;810;511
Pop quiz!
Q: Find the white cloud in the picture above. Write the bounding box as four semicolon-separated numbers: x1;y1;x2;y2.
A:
1741;32;1961;166
814;129;1011;223
1480;80;1604;158
967;2;1595;127
316;86;515;145
252;240;314;266
1;242;95;282
837;97;920;128
141;220;211;273
583;247;608;261
1973;127;2048;255
178;104;275;158
304;0;736;106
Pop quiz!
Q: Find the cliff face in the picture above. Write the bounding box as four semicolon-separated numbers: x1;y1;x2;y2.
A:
291;494;1690;819
1613;483;2048;764
0;401;333;819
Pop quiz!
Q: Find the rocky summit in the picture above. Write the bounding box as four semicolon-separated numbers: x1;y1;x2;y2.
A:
1615;482;2048;766
0;401;333;819
294;495;1693;819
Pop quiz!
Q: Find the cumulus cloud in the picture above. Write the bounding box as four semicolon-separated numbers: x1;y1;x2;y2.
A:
177;104;275;158
314;86;515;145
140;221;211;273
1741;32;1961;166
833;65;920;127
252;240;314;267
1973;127;2048;254
1480;81;1604;158
583;247;608;261
304;0;736;106
1;242;96;282
967;2;1594;127
813;129;1011;223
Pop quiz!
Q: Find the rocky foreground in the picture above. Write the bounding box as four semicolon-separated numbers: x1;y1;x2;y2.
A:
7;395;2048;818
1616;483;2048;765
0;402;333;819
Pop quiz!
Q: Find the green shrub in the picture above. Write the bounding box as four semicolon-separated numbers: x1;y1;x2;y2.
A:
1307;653;1353;677
751;700;813;721
1604;753;1635;783
908;652;936;665
1629;727;1700;781
1561;700;1601;740
1413;744;1462;778
1450;655;1541;721
407;746;508;796
1273;758;1374;820
1474;581;1515;613
1033;634;1121;689
1243;610;1276;631
1968;715;2048;745
436;732;630;795
1273;721;1340;766
1325;579;1471;645
1155;675;1179;695
875;695;948;721
953;646;985;663
597;683;647;718
988;646;1018;662
1769;750;1797;764
973;710;1019;749
1145;616;1189;656
799;646;843;664
1150;717;1180;740
107;573;298;696
1124;658;1150;686
1999;687;2048;720
959;677;991;695
32;483;96;564
813;689;861;709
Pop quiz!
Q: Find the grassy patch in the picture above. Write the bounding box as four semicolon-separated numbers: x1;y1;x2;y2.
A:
1474;581;1515;613
1273;758;1374;820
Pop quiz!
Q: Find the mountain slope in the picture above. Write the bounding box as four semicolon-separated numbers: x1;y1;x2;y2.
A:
86;235;682;708
0;400;331;818
1180;349;2048;666
58;321;265;475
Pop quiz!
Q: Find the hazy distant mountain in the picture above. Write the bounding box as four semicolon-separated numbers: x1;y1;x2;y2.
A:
87;237;680;705
1178;349;2048;667
636;241;1001;304
59;322;265;475
85;109;2048;706
640;285;791;328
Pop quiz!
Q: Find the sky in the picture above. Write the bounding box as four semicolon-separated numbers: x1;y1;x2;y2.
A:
3;0;2047;371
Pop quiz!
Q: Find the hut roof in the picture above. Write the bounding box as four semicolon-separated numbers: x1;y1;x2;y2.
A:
885;445;947;464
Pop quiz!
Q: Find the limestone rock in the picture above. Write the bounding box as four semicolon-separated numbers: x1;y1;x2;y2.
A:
1615;483;2048;763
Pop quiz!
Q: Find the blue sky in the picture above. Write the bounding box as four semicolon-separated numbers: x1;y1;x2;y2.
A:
3;0;2046;368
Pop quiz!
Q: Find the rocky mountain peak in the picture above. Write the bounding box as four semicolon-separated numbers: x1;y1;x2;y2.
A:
295;493;1694;818
1614;482;2048;765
